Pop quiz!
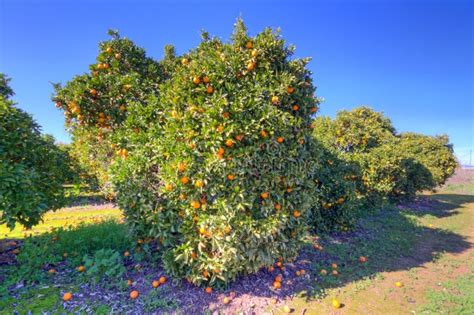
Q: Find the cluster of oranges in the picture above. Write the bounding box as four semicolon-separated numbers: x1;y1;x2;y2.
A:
191;74;214;94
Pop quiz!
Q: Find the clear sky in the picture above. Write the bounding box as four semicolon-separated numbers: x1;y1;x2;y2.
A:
1;0;472;164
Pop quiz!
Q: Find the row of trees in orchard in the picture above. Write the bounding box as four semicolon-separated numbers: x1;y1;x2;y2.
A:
2;21;457;288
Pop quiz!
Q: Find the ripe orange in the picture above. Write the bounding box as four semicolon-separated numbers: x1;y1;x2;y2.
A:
227;174;235;180
180;176;190;185
127;279;132;286
77;265;85;272
286;187;293;193
300;269;306;275
332;270;338;276
287;86;295;94
217;147;225;155
205;287;213;294
245;41;253;49
251;49;258;57
331;263;338;269
223;296;230;304
191;200;201;209
268;266;275;272
225;139;234;147
159;276;167;284
63;292;72;301
178;162;186;172
206;86;214;94
246;61;256;71
115;53;121;59
194;180;204;188
165;183;173;191
296;270;301;276
193;76;201;84
310;106;318;113
261;192;269;199
293;210;301;218
222;112;230;118
152;280;160;288
260;130;268;138
277;137;284;143
105;47;113;53
235;134;243;141
203;76;210;83
273;281;281;289
276;261;283;268
48;268;56;274
359;256;367;263
332;299;341;309
320;269;327;275
130;290;139;299
274;203;281;210
271;96;279;104
203;270;209;278
292;104;299;111
275;275;282;282
89;89;97;96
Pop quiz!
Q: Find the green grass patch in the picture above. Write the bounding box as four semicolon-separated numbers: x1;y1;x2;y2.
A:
419;272;474;314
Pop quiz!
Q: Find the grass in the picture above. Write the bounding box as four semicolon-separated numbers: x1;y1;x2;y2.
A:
0;206;122;239
419;271;474;314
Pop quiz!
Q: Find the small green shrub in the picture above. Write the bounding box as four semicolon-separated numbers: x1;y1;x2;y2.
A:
14;220;129;283
82;249;125;284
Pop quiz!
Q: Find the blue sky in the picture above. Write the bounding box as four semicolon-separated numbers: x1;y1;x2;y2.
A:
1;0;472;164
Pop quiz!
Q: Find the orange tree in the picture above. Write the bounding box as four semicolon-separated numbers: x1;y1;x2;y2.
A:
0;74;71;229
398;132;457;187
52;30;167;196
111;21;325;287
313;107;442;205
306;139;359;233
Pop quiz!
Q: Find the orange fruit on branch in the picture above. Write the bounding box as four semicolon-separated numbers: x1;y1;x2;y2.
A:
225;139;234;147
